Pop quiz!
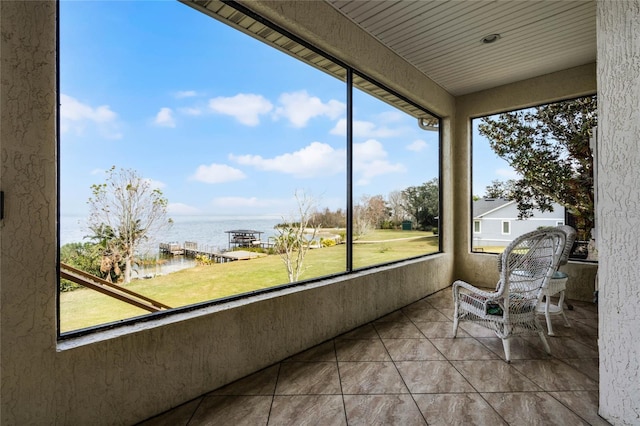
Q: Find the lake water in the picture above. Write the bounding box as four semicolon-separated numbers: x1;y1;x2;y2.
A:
60;214;284;277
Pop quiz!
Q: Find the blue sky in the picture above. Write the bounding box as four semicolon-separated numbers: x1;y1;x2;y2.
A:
60;1;511;218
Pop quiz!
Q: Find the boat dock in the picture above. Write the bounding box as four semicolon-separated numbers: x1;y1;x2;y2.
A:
159;241;261;263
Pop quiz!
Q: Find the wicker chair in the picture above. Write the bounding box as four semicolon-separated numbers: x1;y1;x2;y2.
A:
537;225;577;335
452;228;566;362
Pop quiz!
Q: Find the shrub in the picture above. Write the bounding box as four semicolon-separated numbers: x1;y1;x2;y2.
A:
321;238;336;247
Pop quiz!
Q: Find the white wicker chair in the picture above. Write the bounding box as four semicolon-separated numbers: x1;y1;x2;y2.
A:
452;228;566;362
537;225;577;335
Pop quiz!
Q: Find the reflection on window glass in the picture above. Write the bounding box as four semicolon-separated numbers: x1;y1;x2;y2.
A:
471;96;596;260
59;1;347;333
59;1;440;335
351;76;440;270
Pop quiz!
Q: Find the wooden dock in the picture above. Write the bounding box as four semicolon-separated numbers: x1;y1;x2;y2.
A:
159;241;261;263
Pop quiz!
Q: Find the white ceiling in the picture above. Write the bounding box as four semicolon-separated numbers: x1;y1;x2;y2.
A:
325;0;596;96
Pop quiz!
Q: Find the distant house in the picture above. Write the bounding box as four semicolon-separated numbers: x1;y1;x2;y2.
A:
472;198;565;249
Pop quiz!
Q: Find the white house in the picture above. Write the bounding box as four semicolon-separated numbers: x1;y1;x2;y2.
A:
473;198;565;249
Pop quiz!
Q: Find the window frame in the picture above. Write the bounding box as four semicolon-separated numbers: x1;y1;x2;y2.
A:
501;220;511;235
57;0;443;339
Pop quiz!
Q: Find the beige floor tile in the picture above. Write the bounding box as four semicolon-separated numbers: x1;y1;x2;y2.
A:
382;338;446;361
403;298;436;311
437;308;455;321
451;360;541;392
523;335;599;359
563;358;599;382
573;316;598;329
138;287;603;425
413;393;507;426
476;336;550;360
565;304;599;321
430;337;500;360
374;321;424;338
268;395;346;426
212;365;279;396
402;307;450;322
395;360;475;393
189;395;272;426
344;394;426;425
275;362;341;395
458;321;501;338
285;341;336;362
374;310;410;323
549;391;611;425
339;361;409;394
335;338;391;362
509;359;598;391
414;321;467;339
482;392;590;426
137;398;202;426
337;323;380;340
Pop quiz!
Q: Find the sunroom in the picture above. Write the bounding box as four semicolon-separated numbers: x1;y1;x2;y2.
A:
1;0;637;424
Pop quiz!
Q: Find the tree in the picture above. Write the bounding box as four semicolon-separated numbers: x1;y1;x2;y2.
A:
59;242;103;291
87;166;171;284
401;178;439;230
353;194;389;237
484;179;517;199
478;96;596;240
387;190;407;227
273;191;319;283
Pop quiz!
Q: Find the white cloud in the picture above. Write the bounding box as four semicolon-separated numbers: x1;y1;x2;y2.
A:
190;163;247;184
154;107;176;128
144;178;166;190
330;118;400;138
229;142;344;178
274;91;345;128
175;90;198;99
406;139;428;152
209;93;273;126
178;107;203;116
168;203;201;215
353;139;406;185
60;94;122;139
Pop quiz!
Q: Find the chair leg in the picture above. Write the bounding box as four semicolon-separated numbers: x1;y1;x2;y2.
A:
452;317;459;338
502;338;511;363
544;297;555;336
538;331;551;355
452;302;459;338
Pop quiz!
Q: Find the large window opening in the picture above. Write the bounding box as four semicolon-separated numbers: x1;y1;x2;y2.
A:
471;96;596;260
59;1;440;336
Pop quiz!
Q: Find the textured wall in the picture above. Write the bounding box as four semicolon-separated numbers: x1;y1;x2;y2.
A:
0;1;58;423
0;1;454;424
597;1;640;424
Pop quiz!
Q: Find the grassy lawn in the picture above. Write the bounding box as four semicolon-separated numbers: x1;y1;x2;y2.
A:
60;230;439;333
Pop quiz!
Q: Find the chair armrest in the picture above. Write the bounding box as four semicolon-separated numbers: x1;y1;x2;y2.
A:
453;280;500;300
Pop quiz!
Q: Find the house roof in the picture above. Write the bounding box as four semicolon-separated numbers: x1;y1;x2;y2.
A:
473;198;514;218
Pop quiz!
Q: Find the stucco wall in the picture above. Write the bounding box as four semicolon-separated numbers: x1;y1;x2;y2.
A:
453;64;598;300
0;1;454;424
597;1;640;423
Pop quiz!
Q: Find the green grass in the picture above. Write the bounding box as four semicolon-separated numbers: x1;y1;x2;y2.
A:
60;230;439;333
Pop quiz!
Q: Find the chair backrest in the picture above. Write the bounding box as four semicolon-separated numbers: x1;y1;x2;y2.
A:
496;228;566;310
556;225;577;266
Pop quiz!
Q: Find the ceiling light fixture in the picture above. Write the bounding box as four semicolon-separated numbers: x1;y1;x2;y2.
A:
481;33;501;44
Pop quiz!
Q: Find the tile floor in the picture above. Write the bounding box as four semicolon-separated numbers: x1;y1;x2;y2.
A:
139;287;607;425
